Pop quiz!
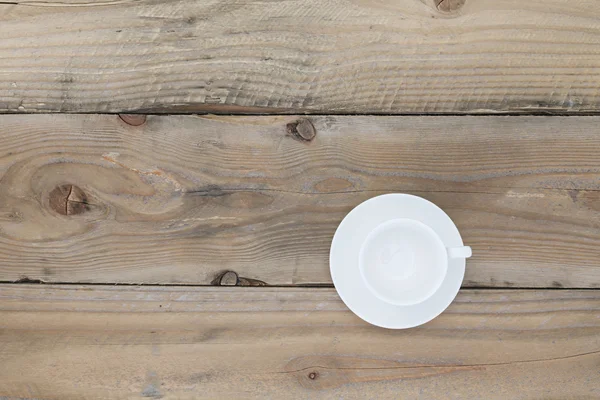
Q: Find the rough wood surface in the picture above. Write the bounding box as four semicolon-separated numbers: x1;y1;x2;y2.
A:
0;285;599;399
2;0;600;114
0;115;599;287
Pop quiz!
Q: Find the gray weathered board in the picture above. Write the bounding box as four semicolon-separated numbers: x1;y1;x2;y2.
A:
1;0;600;114
0;115;598;287
1;285;599;399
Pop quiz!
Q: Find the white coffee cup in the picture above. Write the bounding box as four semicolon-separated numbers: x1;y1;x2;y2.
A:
358;218;472;306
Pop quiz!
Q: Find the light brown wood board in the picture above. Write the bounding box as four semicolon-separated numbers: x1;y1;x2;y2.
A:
0;285;599;399
1;0;600;114
1;115;599;287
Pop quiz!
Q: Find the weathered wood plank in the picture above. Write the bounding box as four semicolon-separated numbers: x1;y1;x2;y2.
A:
2;0;600;113
0;285;599;399
0;115;599;287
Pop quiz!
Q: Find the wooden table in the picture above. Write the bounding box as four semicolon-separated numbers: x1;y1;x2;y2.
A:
1;1;599;399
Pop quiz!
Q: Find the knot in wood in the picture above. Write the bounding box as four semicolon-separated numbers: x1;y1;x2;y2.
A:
435;0;465;13
287;118;316;142
49;184;88;216
308;372;318;380
219;271;239;286
212;271;267;286
118;114;147;126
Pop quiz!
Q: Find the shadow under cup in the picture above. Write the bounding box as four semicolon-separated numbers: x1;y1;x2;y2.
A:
358;218;454;306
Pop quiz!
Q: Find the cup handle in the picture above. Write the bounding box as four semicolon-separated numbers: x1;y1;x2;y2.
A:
447;246;472;259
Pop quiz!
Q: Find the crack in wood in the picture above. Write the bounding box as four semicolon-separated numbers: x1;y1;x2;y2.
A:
2;0;140;6
282;349;600;375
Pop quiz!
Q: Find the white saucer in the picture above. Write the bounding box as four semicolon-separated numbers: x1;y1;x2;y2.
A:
330;194;467;329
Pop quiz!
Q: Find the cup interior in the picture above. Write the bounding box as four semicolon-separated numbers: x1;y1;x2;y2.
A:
358;218;448;306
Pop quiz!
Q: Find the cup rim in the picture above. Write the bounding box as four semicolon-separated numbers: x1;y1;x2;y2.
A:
358;218;448;306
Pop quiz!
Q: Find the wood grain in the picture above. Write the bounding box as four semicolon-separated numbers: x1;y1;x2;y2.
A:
0;115;599;287
2;0;600;113
0;285;599;399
